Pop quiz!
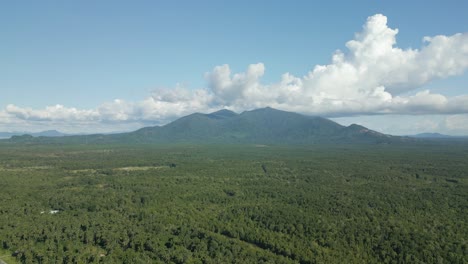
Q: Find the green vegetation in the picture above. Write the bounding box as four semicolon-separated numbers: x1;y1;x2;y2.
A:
0;248;19;264
0;143;467;263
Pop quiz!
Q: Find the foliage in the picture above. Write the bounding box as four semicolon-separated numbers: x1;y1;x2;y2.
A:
0;143;467;263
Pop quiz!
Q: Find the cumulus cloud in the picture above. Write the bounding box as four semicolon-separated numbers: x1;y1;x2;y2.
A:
5;104;99;122
1;13;468;133
333;114;468;136
148;86;215;119
206;63;267;107
199;14;468;116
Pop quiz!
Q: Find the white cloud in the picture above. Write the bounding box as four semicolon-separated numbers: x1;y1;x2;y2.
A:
5;104;99;122
148;86;215;120
1;14;468;134
198;14;468;116
333;114;468;136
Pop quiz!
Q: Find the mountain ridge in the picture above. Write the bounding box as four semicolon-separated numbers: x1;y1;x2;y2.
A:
101;107;400;144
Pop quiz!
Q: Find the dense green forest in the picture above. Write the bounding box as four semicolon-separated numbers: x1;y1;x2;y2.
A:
0;143;467;263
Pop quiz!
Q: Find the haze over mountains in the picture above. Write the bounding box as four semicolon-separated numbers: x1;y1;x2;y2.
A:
0;130;131;139
408;133;468;139
6;107;404;145
0;130;67;139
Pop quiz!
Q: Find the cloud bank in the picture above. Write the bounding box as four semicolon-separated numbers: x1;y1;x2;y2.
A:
2;14;468;132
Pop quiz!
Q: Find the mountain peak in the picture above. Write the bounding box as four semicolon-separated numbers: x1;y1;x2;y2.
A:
207;109;237;119
210;109;236;115
241;107;293;116
348;124;368;131
250;106;275;112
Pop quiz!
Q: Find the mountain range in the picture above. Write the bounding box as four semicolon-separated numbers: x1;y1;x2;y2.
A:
408;133;468;139
6;107;405;145
0;130;67;139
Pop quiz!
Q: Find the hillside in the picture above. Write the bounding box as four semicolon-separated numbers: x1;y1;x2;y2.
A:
116;107;396;144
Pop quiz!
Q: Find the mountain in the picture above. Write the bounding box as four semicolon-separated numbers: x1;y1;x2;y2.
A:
206;109;238;119
410;133;450;138
4;107;403;145
118;107;397;144
410;133;454;138
409;133;468;139
0;130;67;139
34;130;67;137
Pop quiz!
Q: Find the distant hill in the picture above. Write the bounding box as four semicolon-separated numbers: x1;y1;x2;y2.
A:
409;133;468;139
34;130;68;137
0;130;67;139
4;107;409;145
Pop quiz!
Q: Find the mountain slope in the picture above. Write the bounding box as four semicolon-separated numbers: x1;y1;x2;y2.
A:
126;107;395;144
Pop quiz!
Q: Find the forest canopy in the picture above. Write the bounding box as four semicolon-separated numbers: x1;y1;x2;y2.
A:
0;143;466;263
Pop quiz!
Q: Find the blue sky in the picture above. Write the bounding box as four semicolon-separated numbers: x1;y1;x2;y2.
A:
1;0;468;134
